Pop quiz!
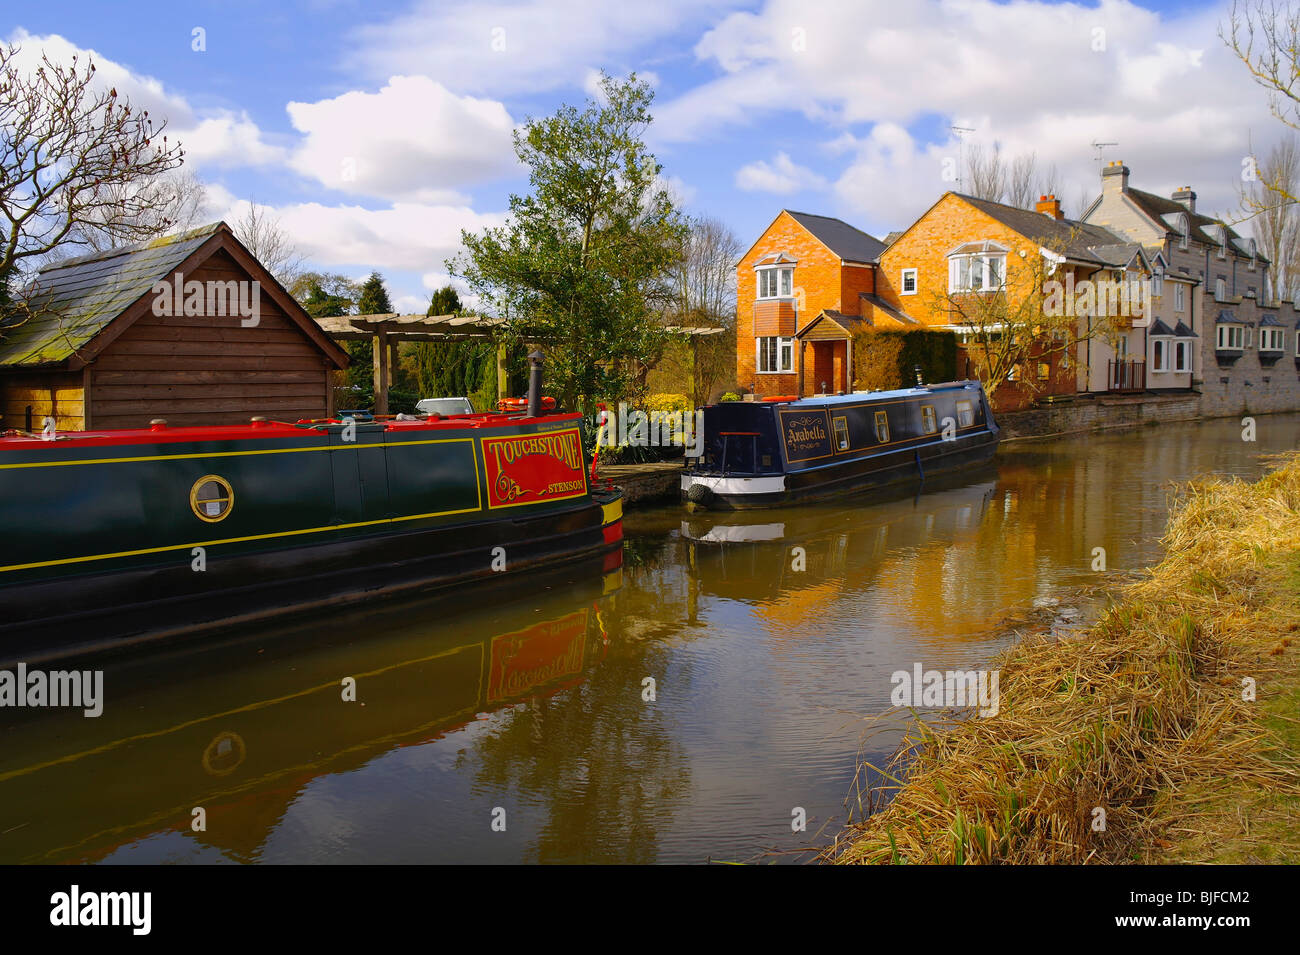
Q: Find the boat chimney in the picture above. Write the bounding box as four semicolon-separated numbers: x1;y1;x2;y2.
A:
150;418;168;431
526;349;545;417
250;416;269;428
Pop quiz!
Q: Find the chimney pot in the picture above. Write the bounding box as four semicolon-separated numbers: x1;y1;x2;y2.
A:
1036;194;1063;221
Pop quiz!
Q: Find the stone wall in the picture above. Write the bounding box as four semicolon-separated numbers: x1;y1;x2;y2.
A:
997;393;1201;441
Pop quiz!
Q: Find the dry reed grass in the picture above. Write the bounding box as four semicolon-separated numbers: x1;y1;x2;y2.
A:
826;453;1300;864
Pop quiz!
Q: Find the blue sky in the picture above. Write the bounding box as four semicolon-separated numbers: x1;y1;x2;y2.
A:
6;0;1274;312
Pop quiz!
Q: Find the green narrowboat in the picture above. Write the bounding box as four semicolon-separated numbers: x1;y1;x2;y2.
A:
0;410;623;663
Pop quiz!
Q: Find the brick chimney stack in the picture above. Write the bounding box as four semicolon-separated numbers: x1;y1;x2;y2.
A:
1172;186;1196;213
1036;194;1063;220
1101;160;1129;195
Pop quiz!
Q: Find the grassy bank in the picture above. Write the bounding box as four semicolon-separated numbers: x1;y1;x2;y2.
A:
827;454;1300;865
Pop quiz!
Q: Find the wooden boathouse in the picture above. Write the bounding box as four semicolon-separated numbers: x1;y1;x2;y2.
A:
0;222;349;431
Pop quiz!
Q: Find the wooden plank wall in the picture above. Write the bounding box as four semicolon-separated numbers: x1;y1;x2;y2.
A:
87;250;331;430
0;370;85;431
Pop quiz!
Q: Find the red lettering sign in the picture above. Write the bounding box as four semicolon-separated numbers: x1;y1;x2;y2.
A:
482;428;588;509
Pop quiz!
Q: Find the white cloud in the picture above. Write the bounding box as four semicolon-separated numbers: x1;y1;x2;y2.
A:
735;152;827;194
348;0;743;96
286;76;519;202
208;194;506;275
650;0;1282;236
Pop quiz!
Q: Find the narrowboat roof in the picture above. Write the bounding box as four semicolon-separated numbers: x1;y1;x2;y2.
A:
0;410;583;449
757;381;983;409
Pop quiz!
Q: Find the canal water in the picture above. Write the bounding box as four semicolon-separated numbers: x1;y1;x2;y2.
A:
2;414;1297;864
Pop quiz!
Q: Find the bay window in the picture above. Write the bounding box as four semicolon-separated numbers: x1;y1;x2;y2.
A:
947;242;1007;293
1216;324;1245;350
1153;339;1170;372
1260;327;1285;352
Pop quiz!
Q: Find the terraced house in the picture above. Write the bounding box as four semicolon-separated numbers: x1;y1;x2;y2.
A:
1082;161;1299;417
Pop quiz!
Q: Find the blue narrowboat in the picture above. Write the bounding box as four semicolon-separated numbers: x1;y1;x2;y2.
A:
681;380;999;509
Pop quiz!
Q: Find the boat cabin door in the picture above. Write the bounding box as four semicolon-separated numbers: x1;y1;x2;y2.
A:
719;431;761;475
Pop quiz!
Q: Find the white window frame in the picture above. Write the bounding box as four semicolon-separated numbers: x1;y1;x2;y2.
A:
756;335;795;373
1260;327;1285;352
756;266;794;301
1215;277;1227;300
1152;338;1170;372
956;400;975;428
1174;340;1192;373
900;268;918;295
947;246;1007;293
1174;283;1186;313
1152;267;1164;298
1178;214;1189;251
1216;324;1245;350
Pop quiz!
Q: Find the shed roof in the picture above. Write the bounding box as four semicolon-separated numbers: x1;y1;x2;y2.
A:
0;223;222;366
0;222;348;370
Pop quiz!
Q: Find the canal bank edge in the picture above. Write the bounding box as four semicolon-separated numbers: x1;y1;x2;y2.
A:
609;398;1276;506
825;452;1300;865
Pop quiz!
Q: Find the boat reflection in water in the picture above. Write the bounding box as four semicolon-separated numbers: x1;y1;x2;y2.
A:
0;553;622;865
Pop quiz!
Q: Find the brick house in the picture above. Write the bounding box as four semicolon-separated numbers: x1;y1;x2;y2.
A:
872;191;1182;410
736;210;886;398
1082;161;1300;416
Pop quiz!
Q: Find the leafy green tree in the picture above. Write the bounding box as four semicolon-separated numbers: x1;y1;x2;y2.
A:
290;272;359;318
290;272;370;406
450;72;686;414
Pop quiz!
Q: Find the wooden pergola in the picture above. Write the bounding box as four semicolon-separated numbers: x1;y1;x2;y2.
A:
314;312;725;414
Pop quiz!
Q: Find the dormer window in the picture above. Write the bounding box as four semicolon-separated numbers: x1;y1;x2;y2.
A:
1152;265;1164;298
1248;238;1258;271
1178;213;1189;251
948;241;1007;293
1215;277;1227;300
1215;224;1228;259
757;266;793;299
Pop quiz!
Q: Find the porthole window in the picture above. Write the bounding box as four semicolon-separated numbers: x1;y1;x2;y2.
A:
190;475;234;522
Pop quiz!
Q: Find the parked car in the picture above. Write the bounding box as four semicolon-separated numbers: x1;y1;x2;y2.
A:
415;396;475;416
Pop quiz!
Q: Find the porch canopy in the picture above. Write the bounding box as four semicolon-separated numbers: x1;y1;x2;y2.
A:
314;312;725;414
